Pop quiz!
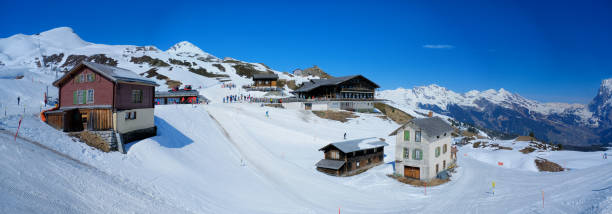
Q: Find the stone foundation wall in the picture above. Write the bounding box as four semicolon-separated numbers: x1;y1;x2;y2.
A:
89;130;118;151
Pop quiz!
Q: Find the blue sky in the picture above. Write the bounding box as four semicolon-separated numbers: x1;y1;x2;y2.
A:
1;0;611;103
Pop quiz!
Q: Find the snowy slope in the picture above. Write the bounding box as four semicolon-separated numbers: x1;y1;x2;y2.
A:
1;100;611;213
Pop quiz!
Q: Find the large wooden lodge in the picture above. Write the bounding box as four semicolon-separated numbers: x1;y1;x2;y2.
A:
316;137;388;176
284;75;381;112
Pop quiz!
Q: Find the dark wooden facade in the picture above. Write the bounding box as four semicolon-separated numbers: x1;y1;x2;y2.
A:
295;75;379;100
253;79;277;87
317;145;385;176
114;83;155;110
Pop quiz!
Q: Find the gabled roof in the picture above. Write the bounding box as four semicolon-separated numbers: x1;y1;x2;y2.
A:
293;75;380;93
252;73;279;80
315;159;345;170
320;137;388;153
388;117;454;138
53;61;158;87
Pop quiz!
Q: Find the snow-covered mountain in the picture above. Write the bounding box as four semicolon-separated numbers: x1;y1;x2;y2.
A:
0;27;317;93
378;82;612;146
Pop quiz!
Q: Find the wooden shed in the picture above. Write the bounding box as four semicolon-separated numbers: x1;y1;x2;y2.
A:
316;137;388;176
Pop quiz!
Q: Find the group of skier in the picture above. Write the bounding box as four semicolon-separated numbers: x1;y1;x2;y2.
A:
223;94;252;103
221;83;236;89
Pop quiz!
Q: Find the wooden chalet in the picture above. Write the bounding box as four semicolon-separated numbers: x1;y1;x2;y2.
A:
252;73;279;87
316;137;388;176
293;75;379;100
44;61;158;145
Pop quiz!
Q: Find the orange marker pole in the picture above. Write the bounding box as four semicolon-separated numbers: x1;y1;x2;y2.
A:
542;190;544;208
424;182;427;196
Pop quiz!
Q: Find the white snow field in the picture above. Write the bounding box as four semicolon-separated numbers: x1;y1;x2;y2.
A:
1;92;611;213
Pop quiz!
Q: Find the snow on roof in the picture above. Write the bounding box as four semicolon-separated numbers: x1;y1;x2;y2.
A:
315;159;346;170
389;117;453;138
320;137;388;153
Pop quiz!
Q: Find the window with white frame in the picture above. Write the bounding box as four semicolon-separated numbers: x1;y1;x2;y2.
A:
125;111;137;120
75;90;86;104
413;149;423;160
330;150;340;159
87;89;94;104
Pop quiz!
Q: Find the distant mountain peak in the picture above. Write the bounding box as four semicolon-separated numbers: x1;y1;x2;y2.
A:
293;65;332;79
166;41;214;58
37;27;90;47
589;77;612;117
602;78;612;94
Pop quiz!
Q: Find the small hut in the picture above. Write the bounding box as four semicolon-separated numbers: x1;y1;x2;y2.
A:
316;137;388;176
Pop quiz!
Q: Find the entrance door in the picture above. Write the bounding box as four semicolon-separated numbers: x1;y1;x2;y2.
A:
404;166;420;179
436;164;439;174
80;111;89;130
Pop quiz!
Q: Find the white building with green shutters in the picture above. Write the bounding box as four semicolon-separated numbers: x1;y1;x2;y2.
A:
389;116;454;181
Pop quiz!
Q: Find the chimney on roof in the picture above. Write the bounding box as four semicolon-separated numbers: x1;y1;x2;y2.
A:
428;111;433;118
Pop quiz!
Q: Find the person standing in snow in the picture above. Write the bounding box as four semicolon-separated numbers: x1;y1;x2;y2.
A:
17;96;20;106
344;132;347;140
266;110;269;118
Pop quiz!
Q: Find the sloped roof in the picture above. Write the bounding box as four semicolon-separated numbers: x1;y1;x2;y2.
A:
155;90;199;97
252;73;279;80
293;75;380;93
320;137;388;153
389;117;453;138
315;159;346;170
53;61;158;87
